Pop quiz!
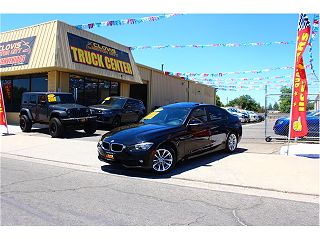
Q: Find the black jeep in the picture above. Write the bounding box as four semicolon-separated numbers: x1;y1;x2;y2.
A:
19;92;97;138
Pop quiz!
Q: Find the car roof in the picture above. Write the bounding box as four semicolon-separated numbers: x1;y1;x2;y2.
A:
163;102;210;108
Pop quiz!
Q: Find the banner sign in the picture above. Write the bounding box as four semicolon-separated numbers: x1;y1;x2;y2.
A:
0;36;36;68
67;33;133;76
0;82;8;127
289;14;311;139
308;14;319;81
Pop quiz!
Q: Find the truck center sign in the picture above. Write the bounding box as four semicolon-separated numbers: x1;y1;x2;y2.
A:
67;32;133;76
0;36;36;68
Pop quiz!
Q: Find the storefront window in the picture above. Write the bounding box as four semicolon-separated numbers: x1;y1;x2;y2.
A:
1;79;13;112
110;82;119;96
98;80;110;103
12;77;30;112
69;75;85;105
84;77;98;106
31;75;48;92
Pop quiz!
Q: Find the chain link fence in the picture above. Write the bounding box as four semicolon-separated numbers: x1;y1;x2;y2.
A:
264;93;320;142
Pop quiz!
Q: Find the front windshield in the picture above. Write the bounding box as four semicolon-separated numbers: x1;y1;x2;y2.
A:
47;94;75;104
100;97;126;109
141;107;191;126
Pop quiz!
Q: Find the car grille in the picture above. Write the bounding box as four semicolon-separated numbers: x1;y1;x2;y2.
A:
101;142;124;152
69;108;89;118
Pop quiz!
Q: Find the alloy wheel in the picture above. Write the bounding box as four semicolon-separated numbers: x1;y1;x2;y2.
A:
153;148;173;172
228;134;237;152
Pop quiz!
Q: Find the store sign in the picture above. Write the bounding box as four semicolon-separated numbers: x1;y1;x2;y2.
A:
0;36;36;68
67;32;133;76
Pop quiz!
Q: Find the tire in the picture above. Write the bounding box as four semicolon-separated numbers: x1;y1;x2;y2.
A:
20;115;32;132
49;117;64;138
225;132;238;153
111;116;121;128
84;122;97;134
151;145;177;174
265;136;272;142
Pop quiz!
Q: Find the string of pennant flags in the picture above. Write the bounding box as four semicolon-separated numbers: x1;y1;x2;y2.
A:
164;64;312;78
75;14;183;30
308;14;319;80
129;41;296;50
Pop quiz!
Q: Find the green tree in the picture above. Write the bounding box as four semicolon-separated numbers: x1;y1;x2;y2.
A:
273;102;279;111
227;95;261;111
267;103;273;110
279;86;292;113
216;95;224;107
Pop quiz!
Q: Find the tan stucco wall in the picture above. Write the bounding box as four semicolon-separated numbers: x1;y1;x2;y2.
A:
120;83;130;97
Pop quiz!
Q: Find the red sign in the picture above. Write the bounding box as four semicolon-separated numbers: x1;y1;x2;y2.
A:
0;83;8;127
289;22;310;138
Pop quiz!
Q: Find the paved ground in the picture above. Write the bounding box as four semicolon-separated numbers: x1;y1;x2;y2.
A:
1;157;319;226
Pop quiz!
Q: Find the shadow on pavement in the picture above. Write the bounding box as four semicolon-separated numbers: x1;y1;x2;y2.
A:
29;127;101;139
100;148;248;179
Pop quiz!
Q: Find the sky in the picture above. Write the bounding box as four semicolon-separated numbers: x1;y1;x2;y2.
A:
1;12;319;107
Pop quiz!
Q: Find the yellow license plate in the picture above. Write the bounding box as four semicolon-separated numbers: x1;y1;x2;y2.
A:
105;154;114;160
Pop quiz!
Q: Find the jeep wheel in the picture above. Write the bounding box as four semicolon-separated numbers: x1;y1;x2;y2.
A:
84;122;97;135
112;116;121;128
20;115;32;132
49;117;64;138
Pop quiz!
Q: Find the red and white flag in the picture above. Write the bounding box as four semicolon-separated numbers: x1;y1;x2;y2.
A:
289;14;311;139
0;81;8;128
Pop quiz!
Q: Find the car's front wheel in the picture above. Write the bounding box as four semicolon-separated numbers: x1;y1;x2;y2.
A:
152;145;176;174
84;122;97;134
225;133;238;153
49;117;64;138
20;115;32;132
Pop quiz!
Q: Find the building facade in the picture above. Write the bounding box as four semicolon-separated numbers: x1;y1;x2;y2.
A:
1;20;216;123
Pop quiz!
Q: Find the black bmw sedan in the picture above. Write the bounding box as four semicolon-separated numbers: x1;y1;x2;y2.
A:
97;102;242;174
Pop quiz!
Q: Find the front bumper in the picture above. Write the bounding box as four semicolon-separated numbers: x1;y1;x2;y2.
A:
97;144;154;169
61;116;97;126
92;113;114;124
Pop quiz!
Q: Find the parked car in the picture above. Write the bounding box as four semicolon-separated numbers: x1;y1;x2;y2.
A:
225;107;246;123
97;102;242;174
273;110;320;137
239;110;250;123
89;96;146;128
19;92;97;138
257;114;265;122
246;110;259;122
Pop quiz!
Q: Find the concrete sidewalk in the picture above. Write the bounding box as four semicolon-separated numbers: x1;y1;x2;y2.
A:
1;125;319;200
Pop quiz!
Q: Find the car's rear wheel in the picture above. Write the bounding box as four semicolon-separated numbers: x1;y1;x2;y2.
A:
225;133;238;153
20;115;32;132
152;146;176;174
49;117;64;138
84;122;97;134
112;116;121;128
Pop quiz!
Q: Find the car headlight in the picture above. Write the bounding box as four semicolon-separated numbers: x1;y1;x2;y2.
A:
132;142;153;151
67;109;71;115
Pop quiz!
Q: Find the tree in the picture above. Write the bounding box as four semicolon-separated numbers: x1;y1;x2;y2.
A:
227;95;261;111
216;95;224;107
279;86;292;113
273;102;279;111
267;103;273;110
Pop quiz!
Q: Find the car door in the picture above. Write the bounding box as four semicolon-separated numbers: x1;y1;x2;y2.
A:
184;107;212;156
38;94;48;122
123;99;137;123
206;106;227;148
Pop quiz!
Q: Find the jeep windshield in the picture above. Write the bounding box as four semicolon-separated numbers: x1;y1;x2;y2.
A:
47;94;75;104
100;98;126;109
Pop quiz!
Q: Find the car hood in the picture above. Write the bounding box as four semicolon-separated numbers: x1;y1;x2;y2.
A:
100;123;180;145
89;105;117;111
49;104;87;111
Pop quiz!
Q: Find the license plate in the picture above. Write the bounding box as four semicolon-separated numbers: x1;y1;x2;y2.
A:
105;153;114;160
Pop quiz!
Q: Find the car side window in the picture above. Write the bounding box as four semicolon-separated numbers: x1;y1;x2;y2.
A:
22;94;30;104
29;95;37;104
189;107;208;123
124;99;135;109
207;106;223;121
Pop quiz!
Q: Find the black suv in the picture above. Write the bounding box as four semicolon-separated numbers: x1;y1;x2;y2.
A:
89;96;146;127
19;92;97;138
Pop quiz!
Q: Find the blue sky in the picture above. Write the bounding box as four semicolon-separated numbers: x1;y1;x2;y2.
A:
1;13;319;106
